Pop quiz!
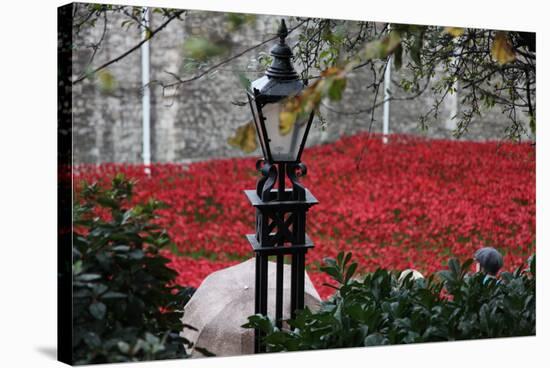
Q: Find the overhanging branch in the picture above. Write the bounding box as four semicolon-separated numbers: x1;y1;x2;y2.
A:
160;19;308;89
72;9;186;85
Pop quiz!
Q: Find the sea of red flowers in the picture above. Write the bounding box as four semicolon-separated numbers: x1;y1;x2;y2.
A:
73;134;536;299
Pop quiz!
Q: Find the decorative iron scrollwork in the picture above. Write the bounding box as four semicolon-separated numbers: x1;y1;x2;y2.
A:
256;159;278;202
286;162;307;201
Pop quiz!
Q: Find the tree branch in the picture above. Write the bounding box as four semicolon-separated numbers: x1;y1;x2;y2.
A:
75;11;109;81
160;19;308;89
72;10;186;84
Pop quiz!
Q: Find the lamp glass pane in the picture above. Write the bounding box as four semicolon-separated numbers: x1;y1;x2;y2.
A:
248;96;267;157
262;102;308;162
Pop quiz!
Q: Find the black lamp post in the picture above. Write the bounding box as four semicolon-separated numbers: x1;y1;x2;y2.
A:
244;19;318;353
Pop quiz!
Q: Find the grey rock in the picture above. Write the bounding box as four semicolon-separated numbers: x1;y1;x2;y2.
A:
181;258;321;357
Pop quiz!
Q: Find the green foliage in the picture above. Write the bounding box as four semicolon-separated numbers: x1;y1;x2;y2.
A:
72;174;199;364
225;13;256;31
288;19;535;142
96;69;117;94
182;36;227;62
244;252;535;352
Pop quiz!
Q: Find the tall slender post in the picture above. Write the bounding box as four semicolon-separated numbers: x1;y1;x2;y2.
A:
254;254;261;353
383;55;392;144
296;252;305;310
290;253;298;319
258;254;269;352
141;7;151;174
277;163;286;200
275;255;284;328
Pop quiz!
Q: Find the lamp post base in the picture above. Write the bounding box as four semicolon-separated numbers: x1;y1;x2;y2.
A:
244;188;318;353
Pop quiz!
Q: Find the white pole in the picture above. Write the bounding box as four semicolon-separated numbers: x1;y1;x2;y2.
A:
382;56;392;144
141;8;151;174
445;38;459;132
445;82;459;131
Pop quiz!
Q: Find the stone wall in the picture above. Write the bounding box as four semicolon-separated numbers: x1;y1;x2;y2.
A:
71;7;531;164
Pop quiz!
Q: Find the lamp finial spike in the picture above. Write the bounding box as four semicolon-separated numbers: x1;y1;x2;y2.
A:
277;19;288;43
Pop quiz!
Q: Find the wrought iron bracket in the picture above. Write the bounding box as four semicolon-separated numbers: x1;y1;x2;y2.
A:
256;159;278;202
287;162;307;201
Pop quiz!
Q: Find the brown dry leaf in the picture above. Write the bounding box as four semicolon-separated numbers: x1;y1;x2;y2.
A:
444;27;465;37
227;121;258;153
363;31;401;60
279;111;297;136
491;31;516;65
321;66;343;78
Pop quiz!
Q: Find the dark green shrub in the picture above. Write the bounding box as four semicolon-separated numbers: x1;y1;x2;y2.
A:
244;252;535;352
72;174;199;364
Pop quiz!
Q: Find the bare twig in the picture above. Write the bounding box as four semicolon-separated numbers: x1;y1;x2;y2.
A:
72;10;186;84
75;11;109;81
160;19;308;89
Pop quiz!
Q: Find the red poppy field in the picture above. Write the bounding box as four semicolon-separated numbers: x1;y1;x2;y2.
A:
74;134;536;299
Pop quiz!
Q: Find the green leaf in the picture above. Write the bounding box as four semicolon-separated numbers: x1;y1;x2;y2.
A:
461;258;474;275
385;31;402;55
448;258;460;277
364;30;402;60
437;270;454;283
336;251;344;266
343;252;352;267
128;249;145;260
323;257;337;268
344;262;358;283
117;341;130;354
112;245;131;252
242;314;274;334
97;196;120;209
225;13;256;31
320;265;342;283
393;44;403;70
410;36;422;66
97;69;117;94
145;332;160;345
89;302;107;320
73;260;83;275
92;283;108;296
101;291;127;299
237;73;251;90
182;36;226;62
327;78;347;101
365;333;389;346
76;273;101;282
83;331;101;348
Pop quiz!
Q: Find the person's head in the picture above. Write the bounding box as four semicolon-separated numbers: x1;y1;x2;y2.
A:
474;247;503;276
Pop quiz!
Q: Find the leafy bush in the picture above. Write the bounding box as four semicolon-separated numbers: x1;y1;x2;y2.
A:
72;174;199;364
244;252;535;351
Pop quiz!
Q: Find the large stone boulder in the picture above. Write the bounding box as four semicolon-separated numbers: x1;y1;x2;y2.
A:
181;257;321;357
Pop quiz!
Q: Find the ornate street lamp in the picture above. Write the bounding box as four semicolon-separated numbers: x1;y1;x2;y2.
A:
244;19;318;353
247;20;315;166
